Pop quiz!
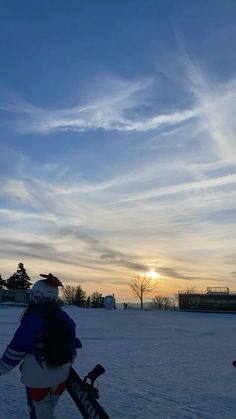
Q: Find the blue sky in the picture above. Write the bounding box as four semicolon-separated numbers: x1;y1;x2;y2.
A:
1;0;236;301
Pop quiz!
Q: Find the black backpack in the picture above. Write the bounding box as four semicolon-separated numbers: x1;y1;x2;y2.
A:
43;313;73;367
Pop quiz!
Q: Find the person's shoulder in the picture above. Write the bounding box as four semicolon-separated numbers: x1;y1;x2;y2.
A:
21;311;43;326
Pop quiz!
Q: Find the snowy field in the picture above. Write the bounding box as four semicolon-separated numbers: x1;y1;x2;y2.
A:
1;306;236;419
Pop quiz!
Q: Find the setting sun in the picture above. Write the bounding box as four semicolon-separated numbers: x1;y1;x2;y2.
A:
146;270;160;279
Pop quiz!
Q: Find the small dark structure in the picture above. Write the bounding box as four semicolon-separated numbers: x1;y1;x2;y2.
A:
0;289;30;306
179;287;236;313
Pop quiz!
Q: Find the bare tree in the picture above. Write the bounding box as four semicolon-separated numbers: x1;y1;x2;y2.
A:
184;287;196;294
62;285;86;307
149;295;177;311
63;285;75;305
129;274;157;309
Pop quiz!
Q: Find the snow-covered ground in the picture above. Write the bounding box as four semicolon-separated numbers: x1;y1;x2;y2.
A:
0;305;236;419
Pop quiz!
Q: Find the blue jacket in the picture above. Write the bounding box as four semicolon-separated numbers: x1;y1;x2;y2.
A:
0;303;77;387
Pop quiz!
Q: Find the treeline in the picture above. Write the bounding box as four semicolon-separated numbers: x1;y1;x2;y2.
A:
62;285;105;308
0;263;106;309
1;263;177;311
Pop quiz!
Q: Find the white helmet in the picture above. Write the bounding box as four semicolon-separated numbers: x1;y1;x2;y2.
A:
31;273;63;303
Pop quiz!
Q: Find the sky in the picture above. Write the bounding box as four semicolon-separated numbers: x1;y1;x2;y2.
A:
0;0;236;302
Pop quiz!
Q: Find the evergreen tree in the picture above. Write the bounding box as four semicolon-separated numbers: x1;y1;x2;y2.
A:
0;274;6;289
74;285;87;307
90;292;105;308
86;296;90;308
5;262;32;290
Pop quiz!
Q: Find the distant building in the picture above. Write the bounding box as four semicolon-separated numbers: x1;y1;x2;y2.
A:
179;287;236;313
0;289;30;305
104;295;116;310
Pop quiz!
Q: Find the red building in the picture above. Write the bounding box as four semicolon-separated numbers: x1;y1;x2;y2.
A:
179;287;236;313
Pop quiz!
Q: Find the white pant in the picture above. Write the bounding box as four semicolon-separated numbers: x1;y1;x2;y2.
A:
26;382;66;419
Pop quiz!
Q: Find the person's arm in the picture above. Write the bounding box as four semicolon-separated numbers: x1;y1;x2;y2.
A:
0;314;42;375
0;346;26;375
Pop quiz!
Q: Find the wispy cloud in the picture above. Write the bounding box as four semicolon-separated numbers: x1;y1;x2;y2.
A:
117;172;236;203
1;62;236;171
183;55;236;161
1;62;236;295
0;77;196;134
0;179;37;205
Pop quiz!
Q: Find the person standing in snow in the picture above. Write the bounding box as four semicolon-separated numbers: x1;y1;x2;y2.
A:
0;273;77;419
